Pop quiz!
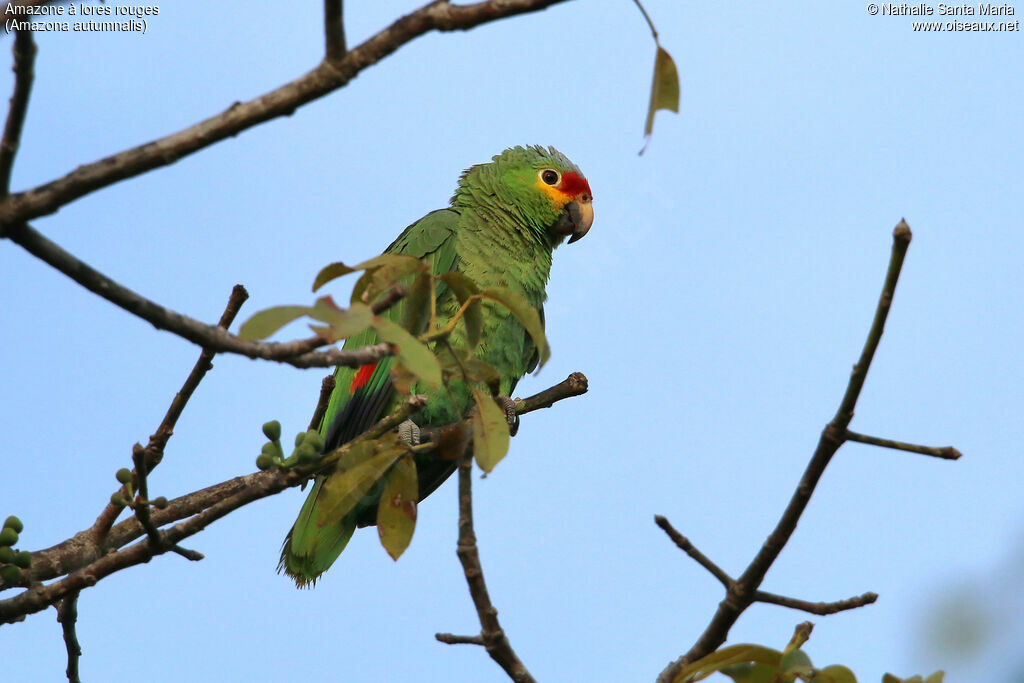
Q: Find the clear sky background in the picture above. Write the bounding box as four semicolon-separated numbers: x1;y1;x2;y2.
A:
2;2;1022;681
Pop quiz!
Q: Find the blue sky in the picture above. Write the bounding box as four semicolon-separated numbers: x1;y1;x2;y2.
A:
1;2;1022;681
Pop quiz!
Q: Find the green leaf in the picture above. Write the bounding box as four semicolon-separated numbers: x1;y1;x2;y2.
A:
642;45;680;149
372;317;441;389
480;287;549;369
308;298;373;342
312;262;358;292
377;454;418;560
401;273;433;335
351;254;427;304
238;305;311;340
471;389;510;473
720;662;780;683
674;645;783;683
816;664;857;683
318;440;405;523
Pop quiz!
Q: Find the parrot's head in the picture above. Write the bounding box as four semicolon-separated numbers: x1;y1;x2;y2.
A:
454;145;594;246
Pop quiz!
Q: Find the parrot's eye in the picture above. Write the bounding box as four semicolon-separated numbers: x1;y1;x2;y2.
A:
540;169;560;186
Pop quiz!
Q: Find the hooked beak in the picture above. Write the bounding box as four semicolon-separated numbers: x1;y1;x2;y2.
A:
554;196;594;244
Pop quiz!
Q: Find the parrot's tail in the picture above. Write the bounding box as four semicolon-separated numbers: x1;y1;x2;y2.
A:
278;476;356;588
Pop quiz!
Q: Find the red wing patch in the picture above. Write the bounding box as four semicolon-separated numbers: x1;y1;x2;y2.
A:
350;361;379;393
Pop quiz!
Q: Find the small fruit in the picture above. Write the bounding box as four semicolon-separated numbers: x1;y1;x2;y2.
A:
256;454;274;470
110;493;128;507
152;497;169;510
0;546;15;563
3;516;23;533
0;528;17;547
0;564;21;584
116;468;133;484
13;550;31;569
262;420;282;442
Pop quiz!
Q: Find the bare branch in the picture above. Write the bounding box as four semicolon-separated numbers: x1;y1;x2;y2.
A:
0;29;35;196
435;457;536;683
514;371;588;414
308;375;337;432
654;515;733;589
657;221;933;682
4;222;392;368
56;592;81;683
436;633;486;645
0;0;569;225
91;286;249;539
844;430;962;460
324;0;346;61
754;590;878;616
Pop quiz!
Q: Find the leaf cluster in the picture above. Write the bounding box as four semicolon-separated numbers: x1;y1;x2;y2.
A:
243;256;550;560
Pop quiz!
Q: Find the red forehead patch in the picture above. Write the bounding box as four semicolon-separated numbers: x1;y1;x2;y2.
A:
560;171;592;199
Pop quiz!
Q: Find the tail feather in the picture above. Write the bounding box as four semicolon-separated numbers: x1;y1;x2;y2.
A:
279;476;357;588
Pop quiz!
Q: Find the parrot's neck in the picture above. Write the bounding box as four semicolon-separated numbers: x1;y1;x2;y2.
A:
455;205;553;308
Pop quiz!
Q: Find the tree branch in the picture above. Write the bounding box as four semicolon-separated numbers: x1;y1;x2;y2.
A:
0;29;35;196
753;590;878;616
656;220;956;682
435;456;536;683
308;375;337;431
3;375;583;622
0;0;569;226
4;222;393;368
844;430;961;460
56;592;81;683
653;515;732;589
91;286;249;539
324;0;346;61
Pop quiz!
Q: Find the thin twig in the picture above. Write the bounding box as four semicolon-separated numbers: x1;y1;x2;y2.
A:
754;590;878;616
0;0;569;226
308;375;337;431
845;430;961;460
654;515;733;589
324;0;346;60
131;444;161;550
657;221;922;682
55;591;81;683
435;457;536;683
631;0;659;43
0;29;35;196
5;222;392;368
435;633;486;645
92;286;249;540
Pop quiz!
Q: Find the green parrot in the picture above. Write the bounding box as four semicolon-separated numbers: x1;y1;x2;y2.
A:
280;145;594;586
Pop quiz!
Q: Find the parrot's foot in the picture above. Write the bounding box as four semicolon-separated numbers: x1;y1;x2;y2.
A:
398;419;421;447
495;395;520;437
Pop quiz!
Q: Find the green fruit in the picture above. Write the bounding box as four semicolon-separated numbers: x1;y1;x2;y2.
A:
296;444;318;463
3;515;23;533
294;431;307;447
0;564;20;584
0;528;17;546
261;442;278;456
256;454;274;470
0;546;15;563
262;420;282;442
152;497;168;510
116;468;133;484
303;430;324;453
110;493;128;507
13;550;31;569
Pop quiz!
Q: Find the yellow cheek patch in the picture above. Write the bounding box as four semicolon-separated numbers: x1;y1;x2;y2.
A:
535;178;572;209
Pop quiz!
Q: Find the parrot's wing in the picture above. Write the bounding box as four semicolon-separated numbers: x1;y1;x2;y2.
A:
282;209;461;585
321;208;461;449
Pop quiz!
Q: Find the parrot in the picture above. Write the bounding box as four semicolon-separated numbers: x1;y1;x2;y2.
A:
280;145;594;587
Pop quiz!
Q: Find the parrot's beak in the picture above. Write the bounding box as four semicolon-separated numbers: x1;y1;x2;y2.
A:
556;196;594;244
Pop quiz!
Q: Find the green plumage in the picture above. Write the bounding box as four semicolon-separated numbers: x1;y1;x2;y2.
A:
280;146;593;586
